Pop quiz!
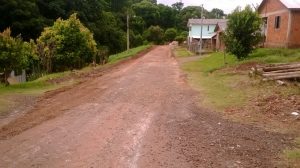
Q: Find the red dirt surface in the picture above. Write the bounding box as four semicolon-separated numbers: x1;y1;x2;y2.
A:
0;46;292;167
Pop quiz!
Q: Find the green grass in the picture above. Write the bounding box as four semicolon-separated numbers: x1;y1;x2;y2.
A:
283;138;300;167
0;71;70;95
108;45;152;64
175;47;194;57
247;48;300;63
180;47;300;110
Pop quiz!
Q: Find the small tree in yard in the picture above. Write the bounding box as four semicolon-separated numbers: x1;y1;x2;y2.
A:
223;6;262;59
37;13;97;72
0;28;34;85
165;28;177;42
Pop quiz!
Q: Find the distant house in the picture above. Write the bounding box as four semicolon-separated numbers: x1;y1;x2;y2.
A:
187;19;227;52
212;21;227;51
258;0;300;48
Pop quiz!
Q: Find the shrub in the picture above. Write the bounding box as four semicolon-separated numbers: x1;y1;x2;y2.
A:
175;36;186;44
37;13;97;72
144;25;164;45
165;28;177;42
0;28;35;84
223;6;262;59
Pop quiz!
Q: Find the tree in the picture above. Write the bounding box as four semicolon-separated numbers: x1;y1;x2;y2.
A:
157;4;177;29
209;8;225;19
0;28;34;84
37;14;97;72
130;31;144;47
0;0;46;40
144;26;164;44
223;6;262;59
132;0;160;27
178;6;205;30
164;28;177;42
172;2;184;11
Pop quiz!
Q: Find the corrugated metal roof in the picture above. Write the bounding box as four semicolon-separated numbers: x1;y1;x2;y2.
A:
280;0;300;9
188;19;227;26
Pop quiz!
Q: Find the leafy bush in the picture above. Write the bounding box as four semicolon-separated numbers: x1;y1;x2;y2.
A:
144;25;164;45
130;31;144;48
165;28;177;42
37;13;97;72
175;36;186;44
0;28;35;84
180;31;188;38
223;6;262;59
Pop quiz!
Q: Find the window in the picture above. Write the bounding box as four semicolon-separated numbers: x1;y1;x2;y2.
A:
189;26;191;31
207;25;210;31
275;16;281;29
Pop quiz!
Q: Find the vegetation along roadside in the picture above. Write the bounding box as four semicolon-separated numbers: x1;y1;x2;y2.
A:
0;45;153;124
175;46;300;167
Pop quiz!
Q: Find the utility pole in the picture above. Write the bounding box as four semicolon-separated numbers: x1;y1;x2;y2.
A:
199;4;204;56
127;11;130;51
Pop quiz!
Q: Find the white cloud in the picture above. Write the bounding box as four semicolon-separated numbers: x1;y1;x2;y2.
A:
157;0;263;13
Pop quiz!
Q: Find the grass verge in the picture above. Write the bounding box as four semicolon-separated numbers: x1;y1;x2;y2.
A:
108;45;152;64
283;138;300;167
178;47;300;167
179;48;300;110
0;45;152;115
174;46;194;57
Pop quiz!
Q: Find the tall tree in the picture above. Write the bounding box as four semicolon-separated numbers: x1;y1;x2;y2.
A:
172;2;184;11
132;0;160;27
0;0;46;40
157;4;177;29
209;8;225;19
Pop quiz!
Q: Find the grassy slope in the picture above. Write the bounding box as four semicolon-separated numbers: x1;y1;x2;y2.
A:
181;48;300;110
108;45;152;64
174;47;194;57
0;45;152;114
177;47;300;166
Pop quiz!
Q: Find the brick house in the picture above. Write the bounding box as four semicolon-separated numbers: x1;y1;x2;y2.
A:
258;0;300;48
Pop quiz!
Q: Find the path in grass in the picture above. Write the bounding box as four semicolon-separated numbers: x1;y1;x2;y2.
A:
0;46;292;167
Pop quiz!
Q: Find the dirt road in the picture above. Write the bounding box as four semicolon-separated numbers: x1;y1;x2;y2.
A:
0;46;290;167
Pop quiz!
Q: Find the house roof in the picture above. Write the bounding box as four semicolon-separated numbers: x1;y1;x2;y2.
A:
215;21;228;32
258;0;300;11
191;34;216;39
188;19;227;26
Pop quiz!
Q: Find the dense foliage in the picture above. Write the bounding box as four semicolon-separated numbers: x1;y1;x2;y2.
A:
37;14;97;72
0;0;226;52
144;26;164;45
165;28;177;42
0;0;227;84
223;6;262;59
0;28;35;83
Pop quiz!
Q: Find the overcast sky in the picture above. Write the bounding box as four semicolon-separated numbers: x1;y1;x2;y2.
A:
157;0;263;14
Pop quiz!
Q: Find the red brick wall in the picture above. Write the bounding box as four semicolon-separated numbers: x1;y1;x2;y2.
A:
259;0;290;48
265;12;289;48
289;11;300;48
259;0;287;13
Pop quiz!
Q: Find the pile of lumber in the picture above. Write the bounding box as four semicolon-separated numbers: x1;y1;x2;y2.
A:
251;62;300;81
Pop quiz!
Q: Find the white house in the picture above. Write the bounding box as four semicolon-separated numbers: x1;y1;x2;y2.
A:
187;19;227;51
